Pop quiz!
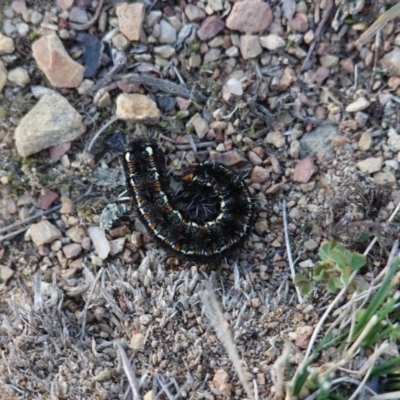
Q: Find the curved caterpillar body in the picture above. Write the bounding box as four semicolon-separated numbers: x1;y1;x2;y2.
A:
123;137;253;262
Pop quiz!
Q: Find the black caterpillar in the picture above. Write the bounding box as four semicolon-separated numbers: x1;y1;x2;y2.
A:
123;137;253;262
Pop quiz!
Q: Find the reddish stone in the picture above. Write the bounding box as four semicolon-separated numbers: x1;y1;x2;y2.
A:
197;16;225;41
226;0;273;33
37;188;59;210
293;157;317;183
49;142;71;160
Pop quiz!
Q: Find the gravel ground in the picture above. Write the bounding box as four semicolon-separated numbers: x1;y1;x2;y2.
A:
1;0;400;399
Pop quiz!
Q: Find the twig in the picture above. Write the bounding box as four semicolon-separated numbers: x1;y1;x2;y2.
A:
79;267;104;341
370;31;382;88
76;49;127;105
0;205;62;243
282;200;303;303
348;344;388;400
369;391;400;400
121;73;193;99
0;204;61;235
356;2;400;47
87;116;118;152
69;0;104;31
201;284;255;400
302;0;335;71
115;341;141;400
159;134;216;151
270;342;290;400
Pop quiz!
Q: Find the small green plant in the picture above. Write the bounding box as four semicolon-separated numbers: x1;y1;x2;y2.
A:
0;108;9;118
189;42;200;54
289;257;400;398
295;239;366;295
314;240;366;292
28;30;39;42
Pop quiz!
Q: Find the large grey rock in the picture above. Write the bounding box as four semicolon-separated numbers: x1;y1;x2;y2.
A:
15;93;86;157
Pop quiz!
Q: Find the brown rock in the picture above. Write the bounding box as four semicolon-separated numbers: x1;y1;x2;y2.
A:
60;196;74;214
6;199;17;214
49;142;71;160
62;243;82;259
116;93;160;123
213;369;231;397
30;220;62;246
197;16;225;41
381;48;400;76
185;4;206;21
37;188;59;210
11;0;27;14
373;171;396;185
129;332;145;351
293;157;317;183
340;58;354;74
0;265;14;283
358;132;372;151
288;13;309;33
66;225;85;243
313;66;329;85
226;0;273;34
0;61;7;93
279;67;296;91
295;334;310;349
266;131;285;148
32;35;84;88
0;33;15;54
357;157;383;174
251;166;269;183
240;35;262;59
116;3;145;41
57;0;74;11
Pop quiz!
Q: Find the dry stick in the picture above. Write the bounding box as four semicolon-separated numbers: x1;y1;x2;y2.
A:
304;377;374;400
0;205;62;243
270;342;290;400
370;31;382;88
348;343;384;400
369;391;400;400
87;116;118;152
115;341;141;400
0;204;61;235
79;267;104;341
69;0;104;31
301;0;335;71
282;200;303;303
122;73;193;99
301;199;400;362
201;285;255;400
77;50;127;105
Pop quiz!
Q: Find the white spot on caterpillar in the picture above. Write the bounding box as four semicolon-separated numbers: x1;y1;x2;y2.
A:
145;146;153;156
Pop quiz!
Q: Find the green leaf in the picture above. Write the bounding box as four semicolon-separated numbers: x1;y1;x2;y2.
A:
332;276;343;289
313;269;329;282
349;253;366;270
318;243;330;260
294;274;313;296
299;282;313;296
330;249;347;269
340;265;352;286
314;263;325;276
355;232;374;243
294;274;308;283
327;278;338;293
